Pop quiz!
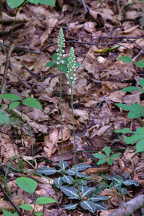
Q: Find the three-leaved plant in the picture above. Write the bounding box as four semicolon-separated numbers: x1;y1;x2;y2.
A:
93;146;121;165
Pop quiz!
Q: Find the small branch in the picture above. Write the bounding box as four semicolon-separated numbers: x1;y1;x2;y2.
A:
108;195;144;216
0;184;22;216
1;44;15;94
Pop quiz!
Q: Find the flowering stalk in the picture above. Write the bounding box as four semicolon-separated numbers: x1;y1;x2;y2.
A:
56;28;65;65
66;47;77;86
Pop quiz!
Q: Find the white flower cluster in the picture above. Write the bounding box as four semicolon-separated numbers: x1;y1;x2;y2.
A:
67;47;77;85
56;28;65;65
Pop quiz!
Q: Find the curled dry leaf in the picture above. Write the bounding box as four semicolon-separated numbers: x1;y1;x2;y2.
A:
43;128;59;157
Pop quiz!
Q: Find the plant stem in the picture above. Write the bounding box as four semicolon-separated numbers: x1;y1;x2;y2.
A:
70;85;77;163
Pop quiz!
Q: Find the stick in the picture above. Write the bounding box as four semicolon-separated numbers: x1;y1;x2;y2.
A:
108;195;144;216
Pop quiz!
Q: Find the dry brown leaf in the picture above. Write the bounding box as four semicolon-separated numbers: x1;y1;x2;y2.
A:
43;128;59;157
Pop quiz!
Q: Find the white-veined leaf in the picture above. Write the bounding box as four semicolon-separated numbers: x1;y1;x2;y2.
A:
89;196;110;202
54;177;63;188
80;200;97;213
60;186;80;199
62;175;74;184
63;203;78;210
57;161;68;170
72;163;91;172
123;180;139;187
36;167;57;175
80;186;95;198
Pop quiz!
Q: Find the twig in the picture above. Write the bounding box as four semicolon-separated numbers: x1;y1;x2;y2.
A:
108;195;144;216
80;0;89;13
0;184;22;216
0;41;41;54
1;44;15;94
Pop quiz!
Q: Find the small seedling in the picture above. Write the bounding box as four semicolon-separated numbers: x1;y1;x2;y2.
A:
93;146;121;165
2;177;57;216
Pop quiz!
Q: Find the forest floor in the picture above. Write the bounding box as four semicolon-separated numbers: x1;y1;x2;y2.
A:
1;0;144;215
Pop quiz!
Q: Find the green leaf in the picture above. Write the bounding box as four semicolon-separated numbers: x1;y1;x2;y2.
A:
135;60;144;68
27;0;56;6
16;177;38;194
139;79;144;87
22;97;42;110
0;93;21;101
124;134;144;145
63;203;78;210
45;61;56;67
135;127;144;134
34;212;43;216
6;0;25;8
19;203;33;211
118;55;132;63
80;200;97;213
0;110;10;125
36;196;57;205
60;186;80;199
103;146;111;156
9;101;21;110
57;64;68;73
122;86;140;92
2;210;18;216
110;153;121;160
116;103;131;111
114;128;132;134
36;167;57;175
93;153;106;160
136;139;144;152
96;159;107;165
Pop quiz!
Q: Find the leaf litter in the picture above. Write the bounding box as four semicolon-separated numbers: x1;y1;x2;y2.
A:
0;0;144;215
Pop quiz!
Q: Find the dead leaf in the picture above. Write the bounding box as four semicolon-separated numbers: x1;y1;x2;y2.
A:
43;128;59;157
